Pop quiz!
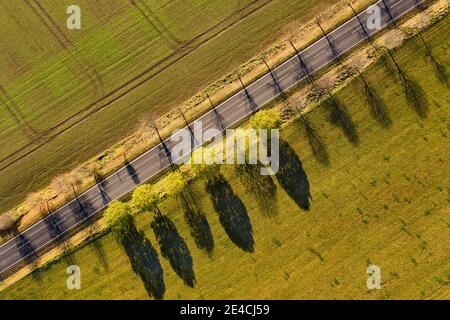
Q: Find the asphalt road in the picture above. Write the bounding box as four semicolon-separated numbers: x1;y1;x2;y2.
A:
0;0;424;278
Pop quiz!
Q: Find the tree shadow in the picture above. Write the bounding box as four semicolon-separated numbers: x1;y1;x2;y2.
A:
205;174;254;252
15;234;41;281
430;57;449;87
387;49;429;118
240;91;258;114
180;189;215;255
91;238;109;272
324;97;359;146
294;66;307;82
69;196;92;221
125;159;140;185
235;163;278;216
183;205;214;256
399;71;429;118
43;214;63;239
92;171;111;206
296;117;330;166
67;199;109;270
42;214;74;267
16;234;37;263
121;223;165;299
364;83;392;128
97;182;111;206
378;49;398;77
416;31;449;87
151;214;196;287
269;81;282;95
43;213;76;267
276;140;311;211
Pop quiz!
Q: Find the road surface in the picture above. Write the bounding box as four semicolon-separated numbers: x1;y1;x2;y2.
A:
0;0;425;278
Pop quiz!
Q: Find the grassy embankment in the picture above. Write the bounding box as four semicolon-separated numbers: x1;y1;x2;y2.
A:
1;14;448;300
0;0;346;213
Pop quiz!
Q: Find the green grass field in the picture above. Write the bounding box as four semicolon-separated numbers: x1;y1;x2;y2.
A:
1;15;448;300
0;0;343;213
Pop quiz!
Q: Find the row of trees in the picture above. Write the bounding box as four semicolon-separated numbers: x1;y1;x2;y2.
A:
104;175;198;299
102;106;317;298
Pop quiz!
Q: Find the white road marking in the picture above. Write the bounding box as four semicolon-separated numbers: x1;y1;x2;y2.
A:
352;26;363;34
313;49;328;59
391;0;406;9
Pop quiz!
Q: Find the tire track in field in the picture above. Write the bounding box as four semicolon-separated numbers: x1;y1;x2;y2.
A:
0;84;45;141
25;0;105;98
90;0;126;23
179;0;267;50
91;0;116;22
0;0;272;171
130;0;183;50
0;2;44;56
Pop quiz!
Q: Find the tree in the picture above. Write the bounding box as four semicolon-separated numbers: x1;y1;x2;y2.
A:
104;200;133;235
250;110;281;130
136;174;198;285
190;147;221;182
230;113;279;216
190;148;253;252
115;146;127;161
130;184;161;215
129;179;197;284
0;212;16;239
103;200;165;299
165;171;215;254
165;172;187;198
250;110;311;211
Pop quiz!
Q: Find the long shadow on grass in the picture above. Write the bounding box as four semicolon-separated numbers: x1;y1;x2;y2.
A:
364;82;392;128
205;174;254;252
91;236;109;272
184;205;215;255
418;32;449;87
400;72;429;118
276;140;311;211
387;50;429;118
121;224;165;299
235;163;278;216
324;97;359;146
296;116;330;166
151;214;196;288
180;189;214;255
431;57;449;87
